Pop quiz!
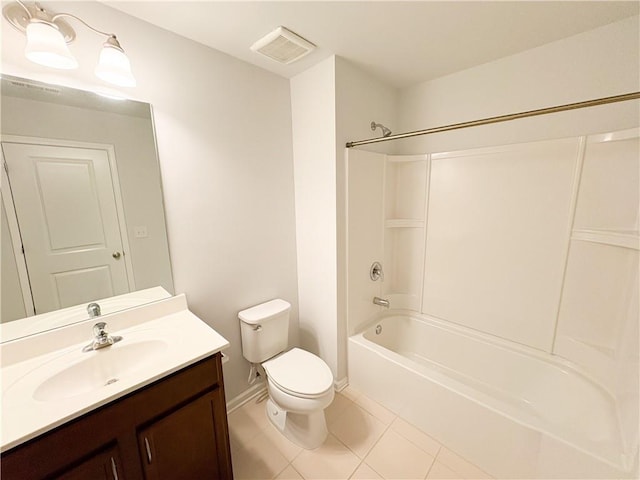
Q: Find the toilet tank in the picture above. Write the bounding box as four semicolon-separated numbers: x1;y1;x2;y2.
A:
238;299;290;363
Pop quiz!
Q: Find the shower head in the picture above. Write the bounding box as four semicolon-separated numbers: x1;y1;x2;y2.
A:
371;121;392;137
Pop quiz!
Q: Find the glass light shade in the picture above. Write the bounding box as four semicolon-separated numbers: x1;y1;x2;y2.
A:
95;45;136;88
25;22;78;69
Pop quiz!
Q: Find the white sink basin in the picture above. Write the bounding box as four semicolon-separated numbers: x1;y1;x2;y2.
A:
32;339;169;401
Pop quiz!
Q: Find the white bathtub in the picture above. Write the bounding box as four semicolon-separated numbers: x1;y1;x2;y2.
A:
348;313;638;479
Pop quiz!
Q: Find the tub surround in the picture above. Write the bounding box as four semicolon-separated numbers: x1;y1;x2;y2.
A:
1;294;229;452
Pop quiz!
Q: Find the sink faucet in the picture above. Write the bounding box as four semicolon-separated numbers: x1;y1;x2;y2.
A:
373;297;390;308
82;322;123;352
87;302;101;318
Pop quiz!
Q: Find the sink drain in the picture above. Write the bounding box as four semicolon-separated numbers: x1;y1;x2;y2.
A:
105;378;119;386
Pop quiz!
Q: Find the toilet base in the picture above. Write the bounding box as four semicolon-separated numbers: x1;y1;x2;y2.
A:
266;398;328;449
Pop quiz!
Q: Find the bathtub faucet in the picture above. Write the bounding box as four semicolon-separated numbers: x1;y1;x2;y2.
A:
373;297;390;308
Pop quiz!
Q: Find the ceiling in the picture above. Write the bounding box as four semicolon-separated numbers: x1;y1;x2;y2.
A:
108;1;639;89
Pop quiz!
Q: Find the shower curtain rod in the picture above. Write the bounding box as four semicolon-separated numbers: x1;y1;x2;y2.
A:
345;91;640;148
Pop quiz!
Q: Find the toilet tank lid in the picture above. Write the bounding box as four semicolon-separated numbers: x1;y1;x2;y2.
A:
238;299;291;324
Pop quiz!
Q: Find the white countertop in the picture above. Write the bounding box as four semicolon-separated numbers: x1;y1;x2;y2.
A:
1;294;229;452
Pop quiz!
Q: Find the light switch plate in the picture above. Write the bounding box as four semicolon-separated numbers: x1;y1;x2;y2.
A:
134;226;148;238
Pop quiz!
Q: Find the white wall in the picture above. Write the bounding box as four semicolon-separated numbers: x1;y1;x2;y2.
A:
290;58;338;377
1;1;299;401
397;15;640;154
345;149;385;336
334;58;398;348
290;56;396;383
335;58;397;382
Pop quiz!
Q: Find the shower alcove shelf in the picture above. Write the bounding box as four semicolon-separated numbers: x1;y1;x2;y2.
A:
382;155;428;311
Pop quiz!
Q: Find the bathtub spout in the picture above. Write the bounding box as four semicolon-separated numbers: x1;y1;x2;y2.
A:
373;297;390;308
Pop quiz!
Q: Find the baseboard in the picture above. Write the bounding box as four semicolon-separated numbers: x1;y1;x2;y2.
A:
334;376;349;392
226;382;267;414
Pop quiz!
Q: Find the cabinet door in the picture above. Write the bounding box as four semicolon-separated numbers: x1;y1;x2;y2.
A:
138;393;222;479
56;444;123;480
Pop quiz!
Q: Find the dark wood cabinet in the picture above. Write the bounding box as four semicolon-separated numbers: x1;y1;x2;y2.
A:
1;354;233;480
56;444;123;480
138;393;222;479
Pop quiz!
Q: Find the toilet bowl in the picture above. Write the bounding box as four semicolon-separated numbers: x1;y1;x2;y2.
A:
238;300;335;449
263;348;334;448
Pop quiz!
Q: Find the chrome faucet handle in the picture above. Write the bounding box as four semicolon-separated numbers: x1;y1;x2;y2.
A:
93;321;108;338
82;322;122;352
370;262;384;281
92;322;113;347
87;302;101;318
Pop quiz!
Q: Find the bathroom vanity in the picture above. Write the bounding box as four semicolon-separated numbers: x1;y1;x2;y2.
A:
1;295;233;480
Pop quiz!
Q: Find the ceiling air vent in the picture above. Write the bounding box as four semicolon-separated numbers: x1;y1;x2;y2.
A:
250;26;315;65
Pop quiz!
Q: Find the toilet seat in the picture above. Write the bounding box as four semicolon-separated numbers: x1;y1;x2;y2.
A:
263;348;333;399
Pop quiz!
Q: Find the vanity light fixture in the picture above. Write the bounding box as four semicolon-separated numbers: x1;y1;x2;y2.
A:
2;1;136;87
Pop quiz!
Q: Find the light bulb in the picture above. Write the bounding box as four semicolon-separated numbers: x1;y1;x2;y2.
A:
25;21;78;69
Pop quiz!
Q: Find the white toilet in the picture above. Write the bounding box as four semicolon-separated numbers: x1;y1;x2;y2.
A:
238;299;335;449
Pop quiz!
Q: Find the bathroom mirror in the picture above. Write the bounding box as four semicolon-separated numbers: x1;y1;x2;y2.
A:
1;74;174;341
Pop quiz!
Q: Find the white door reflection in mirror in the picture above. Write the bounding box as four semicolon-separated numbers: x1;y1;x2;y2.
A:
2;141;133;314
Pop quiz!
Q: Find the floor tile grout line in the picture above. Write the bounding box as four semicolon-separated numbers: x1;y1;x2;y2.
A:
432;444;492;479
271;462;289;480
271;460;304;480
326;412;394;480
349;392;440;452
329;430;373;478
348;458;366;480
350;396;395;426
288;461;305;480
422;446;441;480
348;402;444;480
351;395;484;474
230;400;304;480
327;392;444;479
388;418;444;460
355;414;396;479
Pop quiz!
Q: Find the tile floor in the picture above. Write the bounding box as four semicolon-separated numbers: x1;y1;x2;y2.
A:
228;386;493;480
